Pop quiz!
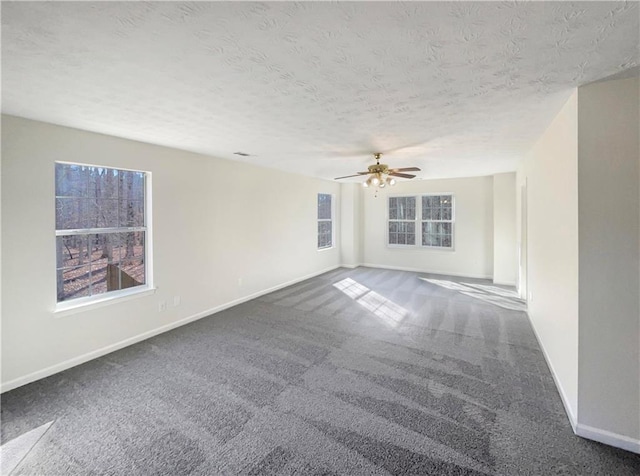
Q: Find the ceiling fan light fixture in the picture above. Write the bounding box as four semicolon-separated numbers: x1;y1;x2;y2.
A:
335;153;420;194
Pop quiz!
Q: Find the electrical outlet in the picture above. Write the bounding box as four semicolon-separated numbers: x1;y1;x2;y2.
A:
238;277;243;286
173;296;181;307
528;292;533;302
159;301;167;312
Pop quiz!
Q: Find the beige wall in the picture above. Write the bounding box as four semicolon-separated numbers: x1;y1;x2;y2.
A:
577;76;640;445
362;176;494;278
517;91;579;424
1;115;341;390
493;173;517;285
339;183;362;267
518;75;640;452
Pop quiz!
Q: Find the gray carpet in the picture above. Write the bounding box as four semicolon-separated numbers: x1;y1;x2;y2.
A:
2;267;639;475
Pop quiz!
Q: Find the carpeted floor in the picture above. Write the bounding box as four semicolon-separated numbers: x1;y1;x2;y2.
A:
2;267;639;475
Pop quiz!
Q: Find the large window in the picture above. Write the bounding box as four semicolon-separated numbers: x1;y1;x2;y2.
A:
388;196;416;245
55;163;149;304
317;193;333;249
388;194;454;249
421;195;453;248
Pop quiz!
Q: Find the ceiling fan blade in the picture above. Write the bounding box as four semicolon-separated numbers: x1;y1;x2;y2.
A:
390;167;421;172
389;172;417;179
334;173;367;180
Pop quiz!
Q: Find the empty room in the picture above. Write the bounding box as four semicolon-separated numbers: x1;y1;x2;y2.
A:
1;2;639;475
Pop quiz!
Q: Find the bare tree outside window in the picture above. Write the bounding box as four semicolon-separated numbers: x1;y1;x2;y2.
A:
388;196;416;245
317;194;333;249
388;195;454;248
421;195;454;248
55;163;147;303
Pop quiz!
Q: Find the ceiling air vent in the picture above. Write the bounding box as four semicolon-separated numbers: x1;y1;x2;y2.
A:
233;152;251;157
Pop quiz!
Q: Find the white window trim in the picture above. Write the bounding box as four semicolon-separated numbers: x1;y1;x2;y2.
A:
387;193;455;251
421;193;455;250
54;286;156;317
387;195;418;247
54;162;154;312
317;193;334;250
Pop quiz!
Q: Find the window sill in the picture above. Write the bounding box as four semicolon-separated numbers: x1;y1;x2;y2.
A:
53;286;156;318
317;246;335;252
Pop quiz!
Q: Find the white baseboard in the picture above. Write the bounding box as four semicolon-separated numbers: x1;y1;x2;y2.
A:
1;265;341;394
493;280;517;286
576;423;640;454
340;263;360;269
526;312;578;430
360;263;492;280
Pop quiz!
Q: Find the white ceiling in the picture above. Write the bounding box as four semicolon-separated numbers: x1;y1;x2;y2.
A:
2;1;638;181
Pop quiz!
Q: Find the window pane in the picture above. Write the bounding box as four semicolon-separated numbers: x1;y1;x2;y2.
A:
87;199;120;228
318;221;332;248
99;168;119;199
405;222;415;245
90;262;108;297
120;259;145;289
317;194;332;219
56;197;88;230
119;170;145;202
389;221;416;245
56;235;89;269
422;222;453;248
389;197;399;219
59;265;91;302
390;196;416;220
119;200;144;227
118;231;144;260
97;233;119;265
111;233;126;261
56;163;88;198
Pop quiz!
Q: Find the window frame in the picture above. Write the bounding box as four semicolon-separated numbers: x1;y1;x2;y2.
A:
420;193;455;250
317;193;334;250
387;193;455;251
54;161;154;313
387;195;417;247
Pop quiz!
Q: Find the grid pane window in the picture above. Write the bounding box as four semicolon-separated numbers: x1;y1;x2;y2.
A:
421;195;453;248
388;194;454;248
388;196;416;245
55;163;147;303
317;193;333;249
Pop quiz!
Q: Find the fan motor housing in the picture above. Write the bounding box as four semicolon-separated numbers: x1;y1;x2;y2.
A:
368;164;389;174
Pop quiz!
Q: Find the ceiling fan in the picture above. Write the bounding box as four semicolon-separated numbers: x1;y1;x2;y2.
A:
334;153;421;188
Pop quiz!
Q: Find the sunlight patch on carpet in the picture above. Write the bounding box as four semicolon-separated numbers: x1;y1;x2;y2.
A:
334;278;408;327
0;421;54;475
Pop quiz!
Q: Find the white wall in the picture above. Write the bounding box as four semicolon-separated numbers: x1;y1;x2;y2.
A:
1;115;341;390
577;76;640;445
339;183;362;267
362;176;494;278
493;173;517;285
516;91;579;424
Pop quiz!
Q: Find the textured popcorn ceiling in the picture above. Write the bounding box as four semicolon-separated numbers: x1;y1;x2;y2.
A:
2;2;638;180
